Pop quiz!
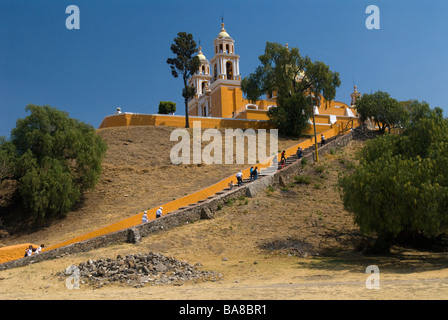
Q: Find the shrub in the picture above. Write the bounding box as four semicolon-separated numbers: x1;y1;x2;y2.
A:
339;103;448;252
294;175;312;184
158;101;176;114
5;104;107;223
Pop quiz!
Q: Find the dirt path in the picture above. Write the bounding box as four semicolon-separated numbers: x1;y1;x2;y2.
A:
0;246;447;300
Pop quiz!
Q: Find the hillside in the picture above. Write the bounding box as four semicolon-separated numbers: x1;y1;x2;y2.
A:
1;132;448;300
0;125;303;248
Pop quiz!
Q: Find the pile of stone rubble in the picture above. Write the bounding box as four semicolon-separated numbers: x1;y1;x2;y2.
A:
63;252;222;288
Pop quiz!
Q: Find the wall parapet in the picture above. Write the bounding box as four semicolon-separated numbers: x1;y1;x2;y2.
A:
99;113;274;130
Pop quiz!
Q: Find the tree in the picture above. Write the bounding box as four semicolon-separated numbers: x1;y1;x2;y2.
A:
339;103;448;252
241;42;341;136
355;91;408;134
167;32;201;128
0;137;18;209
158;101;176;114
401;99;443;128
4;104;108;223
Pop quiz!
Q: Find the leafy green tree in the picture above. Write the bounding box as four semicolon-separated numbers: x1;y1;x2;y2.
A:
401;100;443;128
4;104;107;223
241;70;265;104
167;32;201;128
0;138;18;209
241;42;341;136
269;93;314;137
158;101;176;114
355;91;408;134
339;104;448;252
19;155;80;221
0;137;16;179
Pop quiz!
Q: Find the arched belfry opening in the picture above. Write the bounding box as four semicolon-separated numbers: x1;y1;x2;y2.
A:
226;61;233;80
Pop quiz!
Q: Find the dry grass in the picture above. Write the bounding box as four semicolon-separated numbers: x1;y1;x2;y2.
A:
1;129;448;300
1;125;303;248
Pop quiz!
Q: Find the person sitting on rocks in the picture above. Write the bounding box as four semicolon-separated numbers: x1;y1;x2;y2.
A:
228;181;235;190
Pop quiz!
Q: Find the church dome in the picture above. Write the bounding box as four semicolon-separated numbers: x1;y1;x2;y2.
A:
217;23;230;38
197;47;207;61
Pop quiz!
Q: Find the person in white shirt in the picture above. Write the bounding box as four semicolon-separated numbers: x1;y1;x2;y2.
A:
142;211;149;223
24;245;34;257
321;134;326;145
34;244;44;254
236;171;243;186
156;207;163;218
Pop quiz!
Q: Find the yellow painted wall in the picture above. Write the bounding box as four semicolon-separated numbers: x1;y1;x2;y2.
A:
99;113;274;130
235;109;270;120
211;88;223;117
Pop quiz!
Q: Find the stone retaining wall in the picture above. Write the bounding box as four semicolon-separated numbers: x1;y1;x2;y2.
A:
0;131;354;271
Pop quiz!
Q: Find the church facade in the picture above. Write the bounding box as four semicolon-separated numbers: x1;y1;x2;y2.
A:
188;23;278;120
188;23;359;122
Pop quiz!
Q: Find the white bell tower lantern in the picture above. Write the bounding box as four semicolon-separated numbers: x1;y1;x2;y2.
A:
210;23;241;84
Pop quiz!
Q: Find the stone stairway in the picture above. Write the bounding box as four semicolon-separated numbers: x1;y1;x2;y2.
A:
168;134;344;213
171;146;318;211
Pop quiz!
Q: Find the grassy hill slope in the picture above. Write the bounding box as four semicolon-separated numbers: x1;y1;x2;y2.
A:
1;127;448;300
1;125;303;248
1;137;448;299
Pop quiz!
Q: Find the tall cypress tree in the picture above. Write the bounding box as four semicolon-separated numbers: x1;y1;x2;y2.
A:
167;32;201;128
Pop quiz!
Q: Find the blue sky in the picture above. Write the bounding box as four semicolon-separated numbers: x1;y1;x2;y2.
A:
1;0;447;138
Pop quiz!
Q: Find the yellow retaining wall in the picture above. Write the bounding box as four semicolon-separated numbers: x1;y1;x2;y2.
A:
99;112;357;132
99;113;274;130
234;109;270;121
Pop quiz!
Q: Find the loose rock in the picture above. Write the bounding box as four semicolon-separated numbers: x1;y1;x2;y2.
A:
61;252;222;288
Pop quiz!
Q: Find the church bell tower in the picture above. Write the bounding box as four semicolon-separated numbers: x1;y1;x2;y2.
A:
210;23;241;84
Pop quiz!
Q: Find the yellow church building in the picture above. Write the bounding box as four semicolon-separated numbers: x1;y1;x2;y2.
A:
99;22;360;133
187;23;359;123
